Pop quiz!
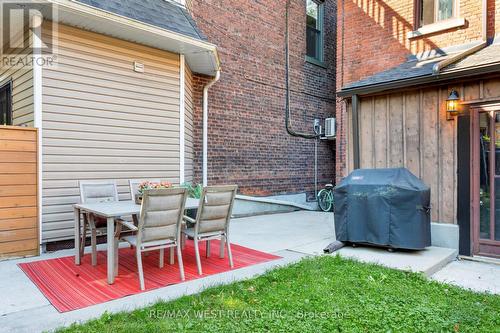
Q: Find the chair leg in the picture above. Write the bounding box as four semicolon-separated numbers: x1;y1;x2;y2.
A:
159;248;164;268
194;237;202;275
90;226;97;266
219;235;225;258
225;233;234;269
114;237;119;277
176;243;185;281
206;240;211;258
181;233;186;249
136;247;145;291
169;247;175;265
79;217;87;259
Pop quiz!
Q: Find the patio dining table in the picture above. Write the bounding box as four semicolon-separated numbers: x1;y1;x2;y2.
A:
74;198;200;284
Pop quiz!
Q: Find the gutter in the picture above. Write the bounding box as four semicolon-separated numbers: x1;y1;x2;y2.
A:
432;0;488;75
202;70;221;187
337;63;500;97
50;0;221;74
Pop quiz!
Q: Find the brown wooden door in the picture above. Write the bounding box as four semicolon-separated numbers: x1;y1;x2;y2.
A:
471;106;500;258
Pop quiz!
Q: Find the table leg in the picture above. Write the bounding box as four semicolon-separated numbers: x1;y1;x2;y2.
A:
107;217;115;284
74;207;81;265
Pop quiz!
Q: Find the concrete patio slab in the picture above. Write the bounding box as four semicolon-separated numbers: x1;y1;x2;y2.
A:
336;245;458;276
229;211;335;253
431;259;500;294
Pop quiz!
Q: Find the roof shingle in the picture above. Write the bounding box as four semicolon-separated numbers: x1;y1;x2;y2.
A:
340;42;500;93
75;0;206;41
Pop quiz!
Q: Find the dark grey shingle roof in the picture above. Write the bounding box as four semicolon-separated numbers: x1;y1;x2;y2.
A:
76;0;206;41
342;57;443;90
341;43;500;93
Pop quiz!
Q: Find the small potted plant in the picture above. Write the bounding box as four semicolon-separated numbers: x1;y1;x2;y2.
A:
181;182;203;223
135;180;173;204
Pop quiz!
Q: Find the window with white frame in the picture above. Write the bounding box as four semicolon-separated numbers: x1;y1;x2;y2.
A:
418;0;456;27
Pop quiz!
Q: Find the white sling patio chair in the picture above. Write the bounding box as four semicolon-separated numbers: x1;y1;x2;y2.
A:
128;179;185;259
182;185;238;275
115;188;188;290
79;180;120;266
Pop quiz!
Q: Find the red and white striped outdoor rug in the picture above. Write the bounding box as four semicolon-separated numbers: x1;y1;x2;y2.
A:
19;240;281;312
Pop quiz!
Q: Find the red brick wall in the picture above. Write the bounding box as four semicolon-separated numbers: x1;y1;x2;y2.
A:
188;0;337;196
335;0;494;179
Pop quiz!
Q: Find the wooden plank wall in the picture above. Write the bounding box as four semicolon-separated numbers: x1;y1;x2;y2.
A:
349;77;500;224
0;126;39;258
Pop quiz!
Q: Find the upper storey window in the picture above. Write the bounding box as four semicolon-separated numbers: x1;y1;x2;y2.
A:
419;0;455;26
306;0;324;63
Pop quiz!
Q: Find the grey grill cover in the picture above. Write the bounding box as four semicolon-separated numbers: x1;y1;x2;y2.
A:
334;168;431;250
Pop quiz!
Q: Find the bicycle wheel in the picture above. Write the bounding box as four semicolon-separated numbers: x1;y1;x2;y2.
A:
317;189;332;212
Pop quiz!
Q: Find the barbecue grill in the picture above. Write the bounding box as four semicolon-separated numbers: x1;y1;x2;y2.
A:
334;168;431;250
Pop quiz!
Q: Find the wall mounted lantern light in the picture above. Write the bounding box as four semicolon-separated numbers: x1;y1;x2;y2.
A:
446;89;460;120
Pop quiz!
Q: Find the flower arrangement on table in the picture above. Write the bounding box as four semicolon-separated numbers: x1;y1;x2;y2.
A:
135;181;173;204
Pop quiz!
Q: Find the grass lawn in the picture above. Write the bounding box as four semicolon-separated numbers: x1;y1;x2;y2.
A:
56;256;499;333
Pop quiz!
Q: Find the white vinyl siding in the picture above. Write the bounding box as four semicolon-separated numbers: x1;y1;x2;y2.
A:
41;23;182;242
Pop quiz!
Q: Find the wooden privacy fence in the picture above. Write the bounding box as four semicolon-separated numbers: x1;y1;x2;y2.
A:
0;126;39;259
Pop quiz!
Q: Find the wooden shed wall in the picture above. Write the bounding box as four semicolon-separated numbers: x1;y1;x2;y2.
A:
346;78;500;224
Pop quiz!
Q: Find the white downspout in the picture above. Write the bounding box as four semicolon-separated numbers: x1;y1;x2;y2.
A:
179;54;185;184
202;70;220;187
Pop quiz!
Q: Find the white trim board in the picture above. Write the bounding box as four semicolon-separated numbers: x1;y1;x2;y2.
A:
179;54;185;184
32;15;44;245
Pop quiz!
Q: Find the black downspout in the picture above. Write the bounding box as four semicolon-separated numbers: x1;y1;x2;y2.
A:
285;0;318;139
351;94;360;169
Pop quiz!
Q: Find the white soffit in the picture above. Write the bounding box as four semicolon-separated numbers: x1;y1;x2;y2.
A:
46;0;219;75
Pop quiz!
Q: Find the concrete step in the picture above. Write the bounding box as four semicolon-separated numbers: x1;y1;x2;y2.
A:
335;245;458;276
232;195;315;217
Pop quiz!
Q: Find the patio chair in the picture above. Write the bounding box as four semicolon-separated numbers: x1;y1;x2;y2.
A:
128;179;184;258
115;188;188;290
182;185;238;275
79;180;120;266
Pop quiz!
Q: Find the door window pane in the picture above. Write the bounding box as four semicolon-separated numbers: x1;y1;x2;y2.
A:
479;113;491;239
496;179;500;241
